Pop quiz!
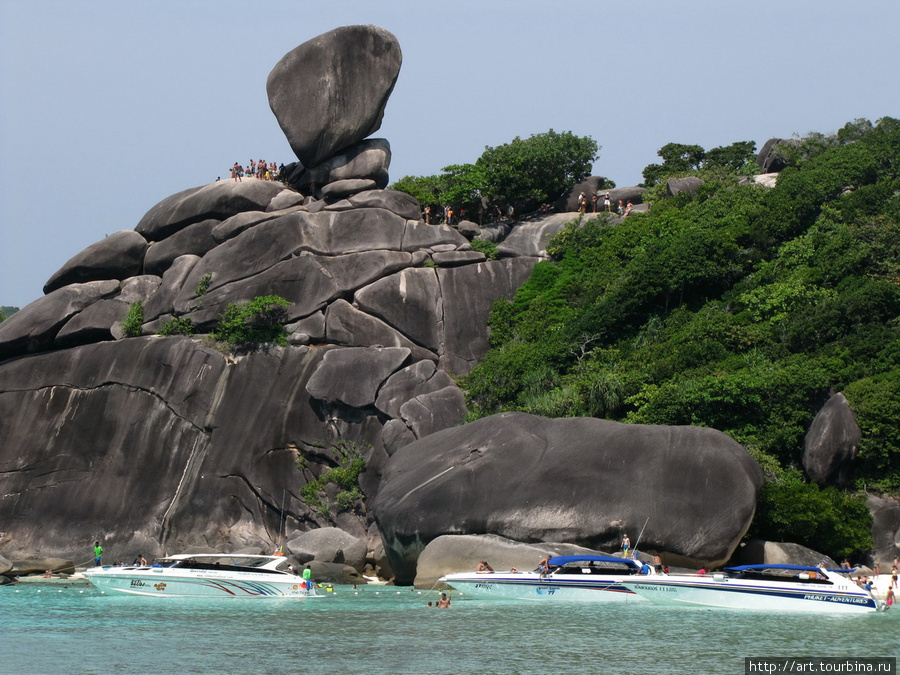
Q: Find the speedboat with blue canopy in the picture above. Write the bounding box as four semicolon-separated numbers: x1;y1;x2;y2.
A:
619;563;879;613
439;554;654;601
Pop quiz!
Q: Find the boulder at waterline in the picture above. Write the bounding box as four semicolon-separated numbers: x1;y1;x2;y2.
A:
374;411;764;584
286;527;368;572
730;539;836;568
414;533;606;589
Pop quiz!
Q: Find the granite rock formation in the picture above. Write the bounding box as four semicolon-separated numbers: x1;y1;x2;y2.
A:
267;25;402;169
0;26;778;582
414;533;605;589
802;392;861;486
374;411;764;584
730;539;835;568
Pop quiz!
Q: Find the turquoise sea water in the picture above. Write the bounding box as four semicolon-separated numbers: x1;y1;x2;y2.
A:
2;581;897;675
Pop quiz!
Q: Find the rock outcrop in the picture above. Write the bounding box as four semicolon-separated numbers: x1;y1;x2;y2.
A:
868;495;900;564
374;411;764;584
802;393;861;486
0;26;775;584
730;539;835;568
666;176;703;196
414;533;604;589
266;25;401;169
757;137;800;174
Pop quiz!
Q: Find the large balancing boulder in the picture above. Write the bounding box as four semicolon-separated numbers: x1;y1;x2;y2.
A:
266;25;402;168
374;412;763;584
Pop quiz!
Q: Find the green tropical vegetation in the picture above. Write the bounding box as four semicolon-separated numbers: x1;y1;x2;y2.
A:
0;306;19;322
120;301;144;338
390;129;601;220
298;441;367;517
212;295;291;348
459;117;900;560
159;316;197;337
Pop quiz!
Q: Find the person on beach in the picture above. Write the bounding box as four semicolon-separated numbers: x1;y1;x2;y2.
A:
93;541;103;566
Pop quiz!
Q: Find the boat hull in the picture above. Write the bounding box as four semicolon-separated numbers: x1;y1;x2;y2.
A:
83;566;319;598
620;578;878;613
441;572;646;602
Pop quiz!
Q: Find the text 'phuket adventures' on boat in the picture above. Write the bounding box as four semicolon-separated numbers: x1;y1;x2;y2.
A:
620;564;880;613
440;554;655;601
82;554;322;598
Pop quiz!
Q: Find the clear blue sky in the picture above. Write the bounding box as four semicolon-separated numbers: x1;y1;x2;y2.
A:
2;0;898;309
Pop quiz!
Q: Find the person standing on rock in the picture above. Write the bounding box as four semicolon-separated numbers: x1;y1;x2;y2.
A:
622;534;630;556
93;541;103;566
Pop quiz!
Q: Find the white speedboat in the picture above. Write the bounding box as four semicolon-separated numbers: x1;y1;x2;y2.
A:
620;564;879;613
440;554;653;601
82;554;321;598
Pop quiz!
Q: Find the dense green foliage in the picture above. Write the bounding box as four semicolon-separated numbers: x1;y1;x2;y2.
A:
750;470;873;560
121;301;144;338
642;140;758;186
0;306;19;322
390;129;600;218
298;441;367;517
461;117;900;560
469;238;500;260
212;295;290;348
159;316;197;337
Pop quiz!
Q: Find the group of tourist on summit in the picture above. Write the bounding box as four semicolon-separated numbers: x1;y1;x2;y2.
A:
230;159;285;182
576;191;633;217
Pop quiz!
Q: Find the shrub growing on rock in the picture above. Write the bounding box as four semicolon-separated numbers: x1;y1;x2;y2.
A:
158;316;197;337
120;301;144;338
212;295;290;348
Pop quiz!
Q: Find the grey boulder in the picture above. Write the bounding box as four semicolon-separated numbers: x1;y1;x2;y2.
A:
0;280;120;359
136;180;288;242
731;539;835;568
666;176;704;196
374;411;763;584
305;346;410;408
143;219;219;276
868;494;900;564
416;534;604;589
286;527;368;572
802;393;861;486
266;25;402;168
293;138;391;190
43;230;148;294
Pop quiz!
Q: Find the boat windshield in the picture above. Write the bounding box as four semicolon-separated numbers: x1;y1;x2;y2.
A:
153;557;288;575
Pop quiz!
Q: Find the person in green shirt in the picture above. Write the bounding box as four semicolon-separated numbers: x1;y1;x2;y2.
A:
302;566;312;589
93;541;103;566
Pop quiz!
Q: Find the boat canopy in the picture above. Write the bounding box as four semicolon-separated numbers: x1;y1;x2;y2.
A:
548;555;641;569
